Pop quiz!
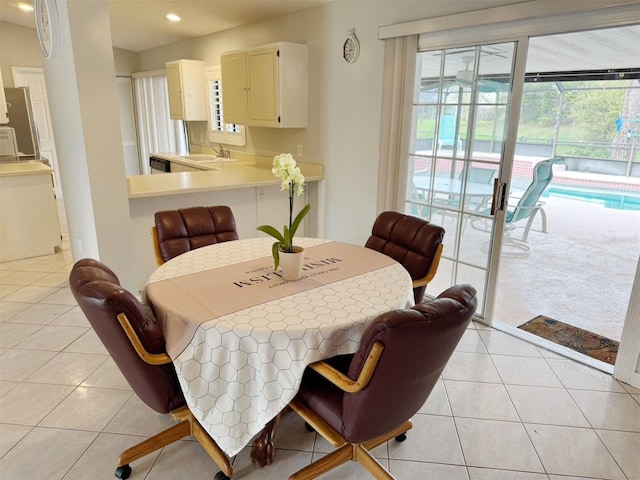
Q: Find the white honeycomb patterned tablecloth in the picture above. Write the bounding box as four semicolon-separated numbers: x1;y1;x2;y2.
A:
146;237;414;457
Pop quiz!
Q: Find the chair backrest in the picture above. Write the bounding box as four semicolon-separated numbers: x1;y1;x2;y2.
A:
69;259;185;414
365;211;445;303
438;114;457;146
461;166;496;184
341;284;477;443
154;206;239;263
508;157;563;224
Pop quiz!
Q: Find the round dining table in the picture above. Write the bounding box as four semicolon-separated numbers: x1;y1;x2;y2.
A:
145;237;414;463
413;175;494;198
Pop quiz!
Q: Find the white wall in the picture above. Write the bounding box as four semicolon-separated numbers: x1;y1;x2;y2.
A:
0;22;43;87
0;22;137;84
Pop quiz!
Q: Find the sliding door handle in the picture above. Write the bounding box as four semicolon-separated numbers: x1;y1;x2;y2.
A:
490;179;507;215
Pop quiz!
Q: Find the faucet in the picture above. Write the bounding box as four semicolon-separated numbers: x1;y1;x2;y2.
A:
213;143;226;158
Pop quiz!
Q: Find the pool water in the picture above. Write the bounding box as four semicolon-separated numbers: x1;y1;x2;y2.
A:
547;187;640;211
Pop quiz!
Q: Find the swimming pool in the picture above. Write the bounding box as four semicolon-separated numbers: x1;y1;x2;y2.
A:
547;187;640;211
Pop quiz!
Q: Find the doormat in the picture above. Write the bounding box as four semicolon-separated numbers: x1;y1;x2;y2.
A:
518;315;619;365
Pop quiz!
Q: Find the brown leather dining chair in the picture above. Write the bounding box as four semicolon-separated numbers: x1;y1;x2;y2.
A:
69;258;233;480
365;211;445;303
152;205;239;265
288;284;477;480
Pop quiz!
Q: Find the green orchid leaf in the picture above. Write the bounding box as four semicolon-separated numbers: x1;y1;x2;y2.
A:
290;204;311;239
271;241;281;270
257;225;285;243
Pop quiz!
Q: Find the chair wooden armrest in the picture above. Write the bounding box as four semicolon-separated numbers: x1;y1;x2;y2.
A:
308;342;384;393
412;242;443;288
117;313;172;365
292;342;386;448
151;226;165;266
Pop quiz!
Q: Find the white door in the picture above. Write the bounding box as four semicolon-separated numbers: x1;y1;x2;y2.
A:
12;66;62;198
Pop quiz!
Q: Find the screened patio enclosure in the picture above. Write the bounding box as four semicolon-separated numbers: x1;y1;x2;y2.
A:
406;24;640;355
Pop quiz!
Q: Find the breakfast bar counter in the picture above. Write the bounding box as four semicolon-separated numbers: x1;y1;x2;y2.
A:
128;153;323;199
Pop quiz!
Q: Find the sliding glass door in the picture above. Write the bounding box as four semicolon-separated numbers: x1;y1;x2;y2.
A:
405;42;519;317
402;24;640;373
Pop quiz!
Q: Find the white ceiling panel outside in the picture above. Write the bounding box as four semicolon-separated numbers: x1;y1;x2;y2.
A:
418;25;640;77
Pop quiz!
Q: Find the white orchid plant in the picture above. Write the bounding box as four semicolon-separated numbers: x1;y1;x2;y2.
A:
257;153;311;270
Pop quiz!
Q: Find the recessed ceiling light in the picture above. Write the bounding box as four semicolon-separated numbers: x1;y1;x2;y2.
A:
166;13;181;22
17;2;34;12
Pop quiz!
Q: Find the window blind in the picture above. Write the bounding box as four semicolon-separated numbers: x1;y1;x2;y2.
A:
132;71;186;174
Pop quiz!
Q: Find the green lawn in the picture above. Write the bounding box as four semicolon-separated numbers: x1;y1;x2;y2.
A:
418;118;619;143
417;117;638;161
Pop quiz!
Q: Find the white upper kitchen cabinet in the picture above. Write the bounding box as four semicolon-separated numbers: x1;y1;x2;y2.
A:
221;42;307;128
166;59;207;121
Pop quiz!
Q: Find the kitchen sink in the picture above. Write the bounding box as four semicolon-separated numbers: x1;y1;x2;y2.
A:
178;154;238;163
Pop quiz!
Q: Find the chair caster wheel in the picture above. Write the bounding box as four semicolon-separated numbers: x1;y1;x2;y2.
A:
304;422;315;432
214;471;230;480
115;464;132;479
395;433;407;442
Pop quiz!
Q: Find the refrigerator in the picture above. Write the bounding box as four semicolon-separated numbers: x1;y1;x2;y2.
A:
4;87;40;158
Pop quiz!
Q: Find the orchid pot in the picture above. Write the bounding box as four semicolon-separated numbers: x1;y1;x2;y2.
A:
279;246;305;281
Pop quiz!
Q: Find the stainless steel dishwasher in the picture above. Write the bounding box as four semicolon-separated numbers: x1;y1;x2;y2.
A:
149;156;171;174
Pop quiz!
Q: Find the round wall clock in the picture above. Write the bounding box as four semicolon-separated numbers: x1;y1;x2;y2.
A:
35;0;60;60
343;28;360;64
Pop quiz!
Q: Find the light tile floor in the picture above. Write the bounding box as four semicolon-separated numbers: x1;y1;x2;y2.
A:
1;223;639;479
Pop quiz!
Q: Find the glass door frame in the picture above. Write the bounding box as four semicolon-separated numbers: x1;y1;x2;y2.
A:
483;37;528;325
404;37;529;324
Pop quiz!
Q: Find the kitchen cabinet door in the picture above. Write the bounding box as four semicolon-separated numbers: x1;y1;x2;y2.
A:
247;47;279;126
221;43;307;128
220;51;249;125
166;60;207;121
0;168;61;261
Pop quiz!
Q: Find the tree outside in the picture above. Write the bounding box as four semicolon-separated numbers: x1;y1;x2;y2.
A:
520;80;640;162
416;79;640;164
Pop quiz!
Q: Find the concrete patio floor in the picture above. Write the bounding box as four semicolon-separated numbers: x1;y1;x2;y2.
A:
493;190;640;342
421;157;640;344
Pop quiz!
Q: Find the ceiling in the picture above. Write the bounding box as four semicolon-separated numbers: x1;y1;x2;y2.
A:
0;0;331;52
1;1;638;72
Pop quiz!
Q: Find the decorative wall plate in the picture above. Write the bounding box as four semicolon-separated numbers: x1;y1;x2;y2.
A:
343;28;360;64
35;0;60;60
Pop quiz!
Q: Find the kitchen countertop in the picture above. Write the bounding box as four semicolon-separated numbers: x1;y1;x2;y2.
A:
0;155;49;163
128;152;323;199
0;160;54;177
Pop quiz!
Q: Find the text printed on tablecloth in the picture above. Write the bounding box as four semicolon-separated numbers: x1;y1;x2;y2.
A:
233;256;343;287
